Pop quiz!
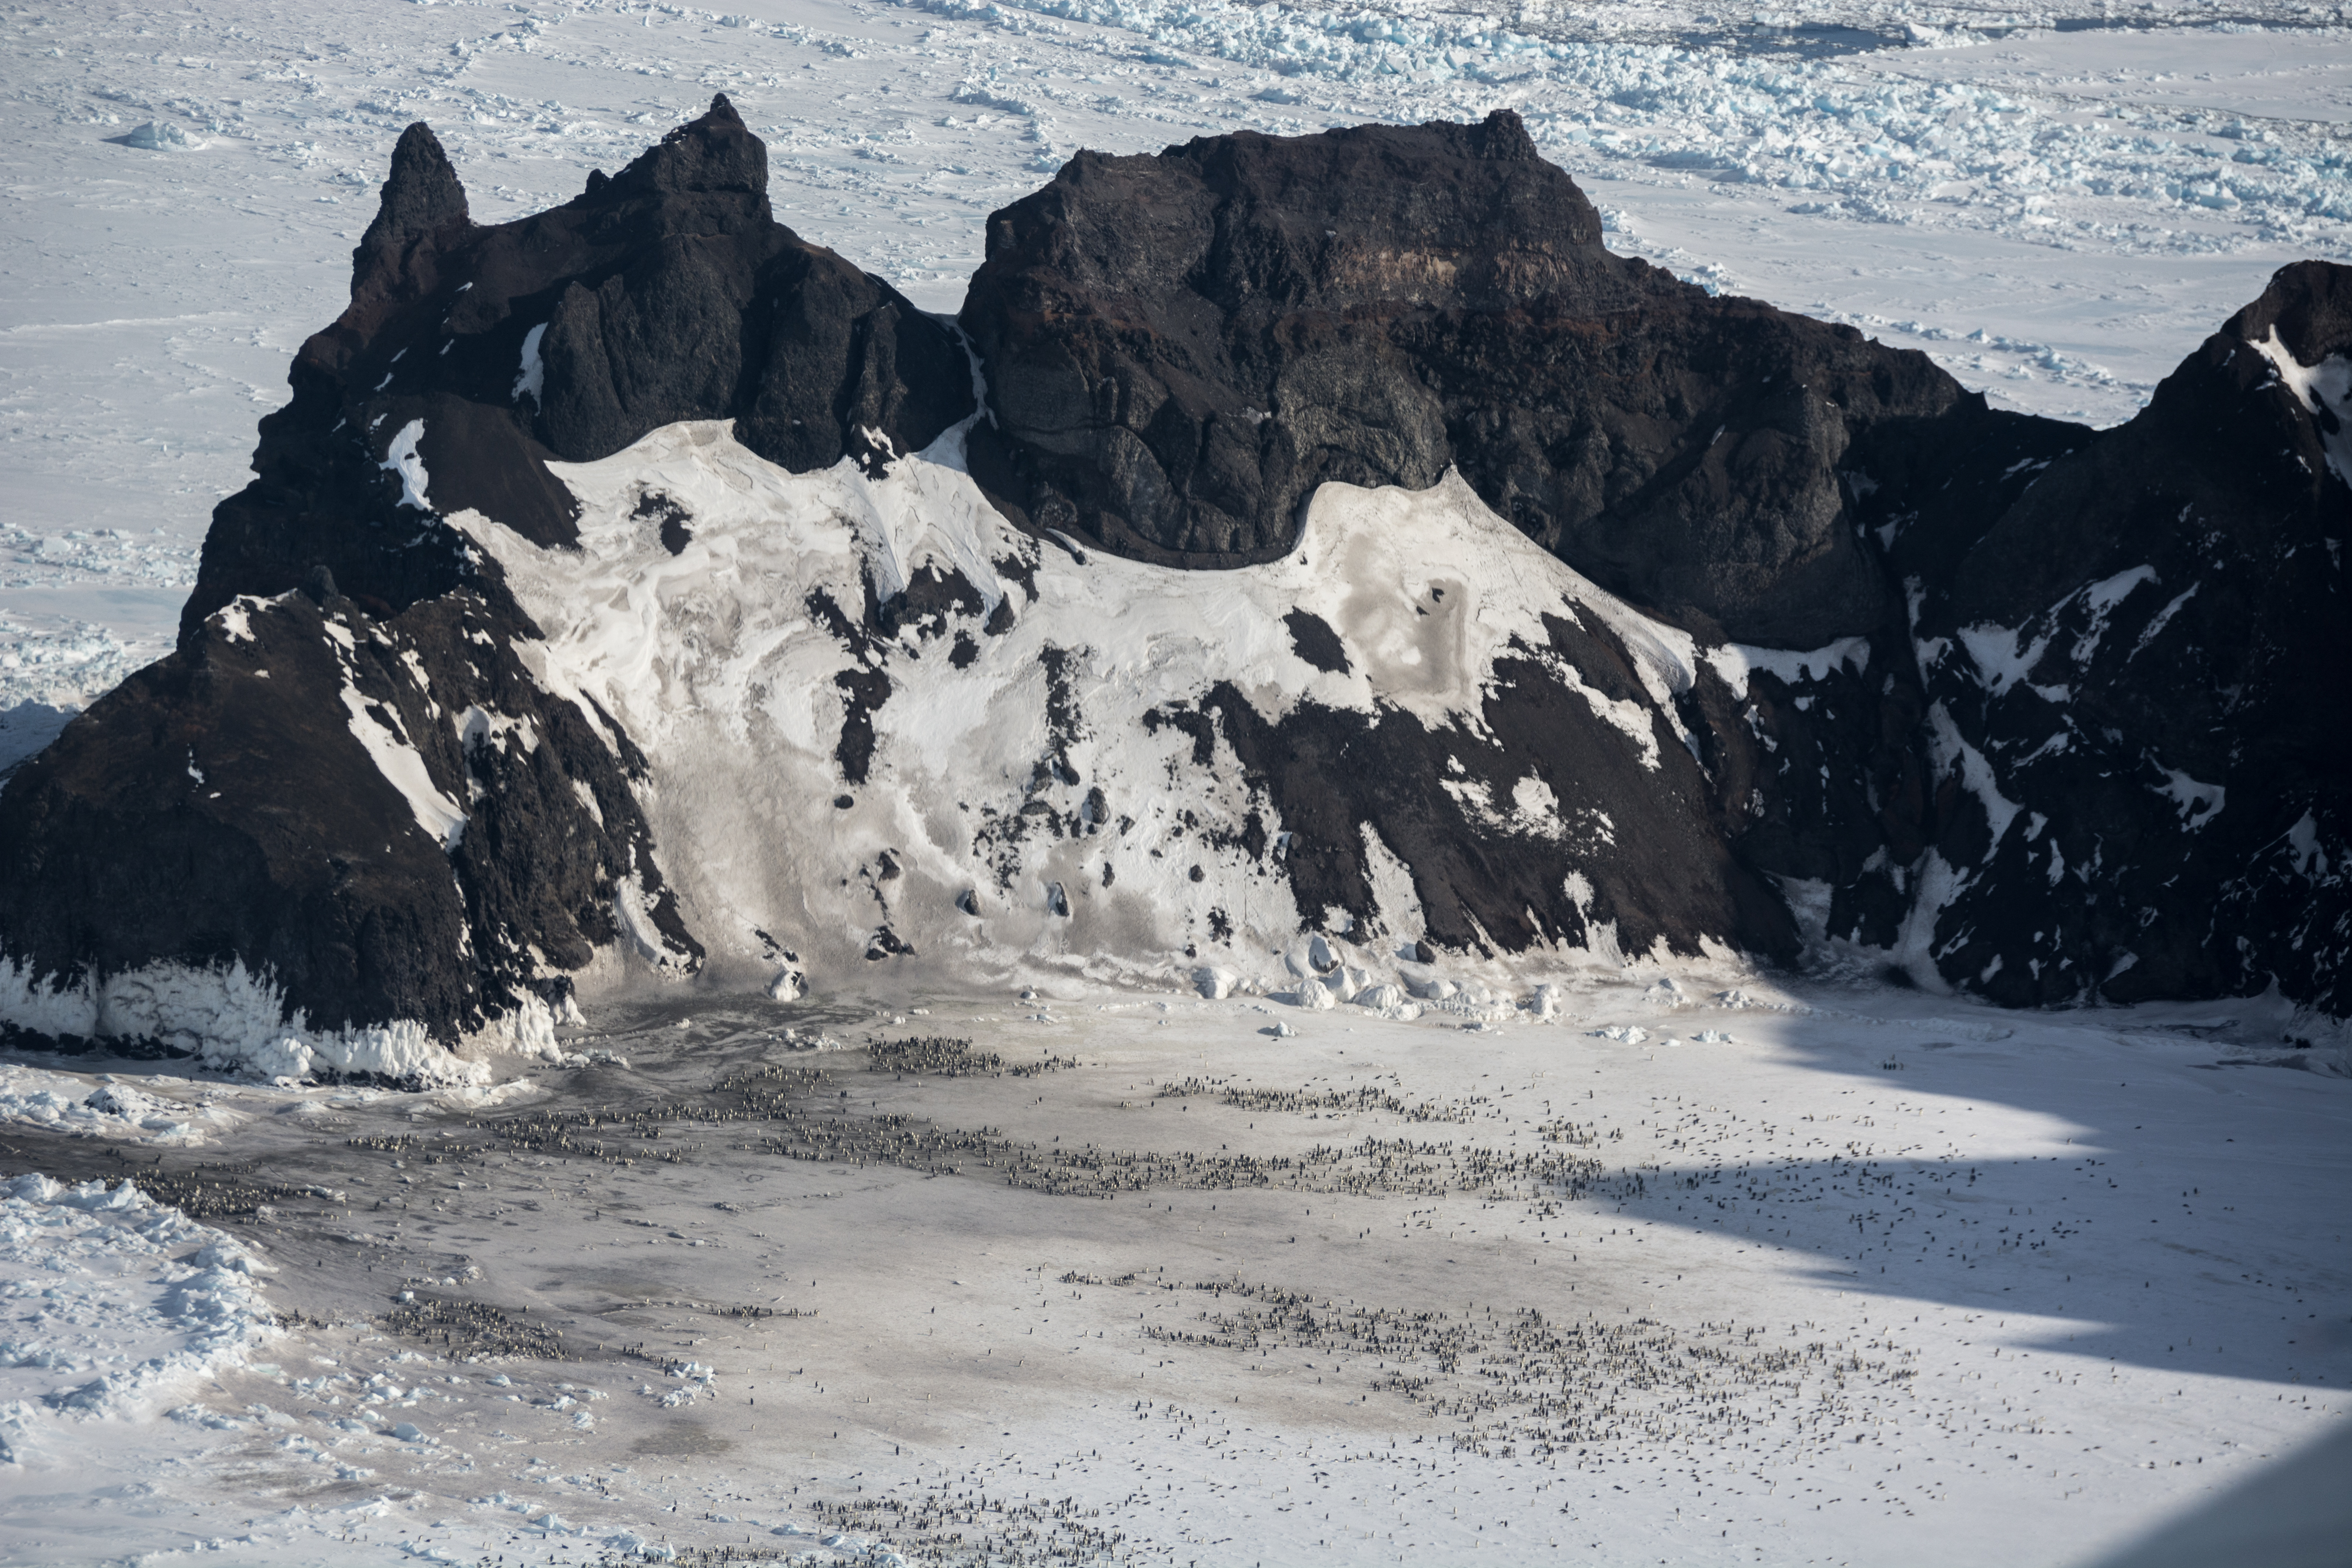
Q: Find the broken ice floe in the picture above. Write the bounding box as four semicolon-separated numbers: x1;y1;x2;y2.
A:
0;1065;238;1146
123;120;204;152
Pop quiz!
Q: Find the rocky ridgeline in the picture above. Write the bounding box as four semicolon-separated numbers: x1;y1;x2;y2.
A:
0;96;2345;1069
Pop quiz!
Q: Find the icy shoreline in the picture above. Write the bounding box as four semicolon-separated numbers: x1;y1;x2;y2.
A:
0;955;562;1086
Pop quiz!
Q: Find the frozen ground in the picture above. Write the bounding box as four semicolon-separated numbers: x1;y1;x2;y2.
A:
0;974;2344;1564
2;0;2348;731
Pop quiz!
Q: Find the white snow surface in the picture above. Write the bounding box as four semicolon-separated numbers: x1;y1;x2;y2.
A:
0;1172;278;1466
3;0;2346;716
0;985;2342;1565
1708;633;1870;697
462;416;1718;995
336;672;469;854
377;417;435;513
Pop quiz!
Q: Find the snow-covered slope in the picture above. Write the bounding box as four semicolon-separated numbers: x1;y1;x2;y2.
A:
466;410;1757;996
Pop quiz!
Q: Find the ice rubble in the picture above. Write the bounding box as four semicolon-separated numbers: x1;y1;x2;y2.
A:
898;0;2352;236
0;615;139;777
0;1172;277;1466
123;120;203;152
0;1065;238;1146
457;407;1744;1001
0;952;547;1086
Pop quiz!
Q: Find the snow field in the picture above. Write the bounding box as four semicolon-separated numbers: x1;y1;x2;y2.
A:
461;413;1737;1001
0;1172;279;1468
4;0;2347;718
0;973;2341;1564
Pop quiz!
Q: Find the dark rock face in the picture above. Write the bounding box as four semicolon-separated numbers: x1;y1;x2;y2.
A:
0;95;968;1054
961;110;1980;647
1;103;2344;1068
185;94;972;641
1184;642;1800;969
956;108;2350;1016
1664;261;2351;1019
1885;262;2352;1015
0;587;691;1045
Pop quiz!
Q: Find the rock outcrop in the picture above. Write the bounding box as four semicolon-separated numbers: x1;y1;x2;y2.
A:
959;110;2052;650
0;101;2343;1076
189;94;972;638
960;112;2351;1018
1882;262;2351;1011
0;98;971;1072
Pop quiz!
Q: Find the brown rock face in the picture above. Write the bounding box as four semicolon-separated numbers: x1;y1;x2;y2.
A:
960;109;1983;648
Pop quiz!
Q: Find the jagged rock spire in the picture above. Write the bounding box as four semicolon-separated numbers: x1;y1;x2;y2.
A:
605;93;767;200
353;122;470;292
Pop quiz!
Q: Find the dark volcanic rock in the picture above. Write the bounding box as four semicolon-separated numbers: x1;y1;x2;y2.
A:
960;109;2011;648
0;96;973;1059
1671;262;2351;1019
1;106;2344;1069
185;94;972;640
1185;645;1799;969
961;111;2348;1018
1885;260;2352;1016
0;587;691;1055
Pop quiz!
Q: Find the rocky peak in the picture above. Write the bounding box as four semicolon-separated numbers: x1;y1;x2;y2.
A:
959;109;1963;646
602;91;769;203
352;122;472;296
2224;258;2352;366
189;96;972;642
0;106;2344;1081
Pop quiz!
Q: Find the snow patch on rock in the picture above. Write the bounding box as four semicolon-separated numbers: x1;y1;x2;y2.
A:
1708;636;1870;699
456;414;1713;998
379;419;434;513
513;323;547;408
327;633;466;852
2246;325;2352;486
